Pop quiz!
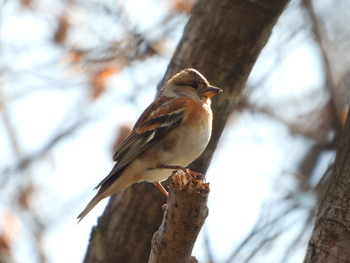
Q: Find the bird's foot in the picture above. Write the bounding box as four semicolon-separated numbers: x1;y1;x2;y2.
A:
153;182;169;198
161;164;205;181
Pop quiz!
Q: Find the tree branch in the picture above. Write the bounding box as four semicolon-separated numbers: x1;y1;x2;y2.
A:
303;106;350;262
302;0;343;132
149;172;209;263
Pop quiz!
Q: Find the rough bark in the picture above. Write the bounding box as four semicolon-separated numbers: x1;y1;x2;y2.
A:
83;0;290;262
148;172;209;263
303;106;350;262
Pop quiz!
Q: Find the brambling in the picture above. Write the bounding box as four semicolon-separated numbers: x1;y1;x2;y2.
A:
77;68;222;221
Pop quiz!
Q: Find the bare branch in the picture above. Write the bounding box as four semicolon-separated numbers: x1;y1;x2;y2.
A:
1;116;87;185
149;172;209;263
302;0;343;132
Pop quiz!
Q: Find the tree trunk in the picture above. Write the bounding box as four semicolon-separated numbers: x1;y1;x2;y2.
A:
83;0;290;262
303;106;350;262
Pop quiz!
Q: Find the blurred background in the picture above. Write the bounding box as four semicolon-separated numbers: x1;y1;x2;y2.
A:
0;0;349;262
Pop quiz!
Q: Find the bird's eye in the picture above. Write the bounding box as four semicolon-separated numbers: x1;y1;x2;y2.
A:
188;83;198;89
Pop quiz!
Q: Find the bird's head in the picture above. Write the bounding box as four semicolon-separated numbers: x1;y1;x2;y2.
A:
161;68;222;101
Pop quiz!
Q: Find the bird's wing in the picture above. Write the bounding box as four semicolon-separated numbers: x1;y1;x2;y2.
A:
94;96;186;190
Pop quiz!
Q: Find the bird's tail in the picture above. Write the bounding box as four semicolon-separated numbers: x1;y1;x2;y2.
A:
77;170;134;222
77;193;103;223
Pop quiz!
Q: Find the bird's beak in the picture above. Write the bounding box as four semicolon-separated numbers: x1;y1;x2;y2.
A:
203;86;223;98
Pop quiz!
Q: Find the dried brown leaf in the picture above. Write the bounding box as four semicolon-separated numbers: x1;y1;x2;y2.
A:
65;50;85;64
170;0;194;14
53;15;69;44
17;184;36;210
19;0;33;7
90;66;122;100
0;213;20;253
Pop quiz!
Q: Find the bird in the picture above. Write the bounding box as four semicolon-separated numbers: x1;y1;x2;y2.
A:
77;68;222;221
